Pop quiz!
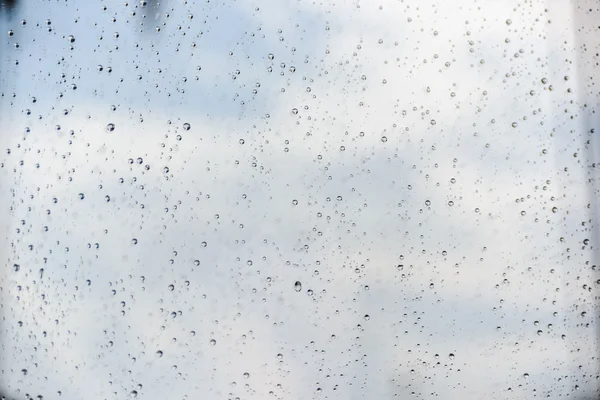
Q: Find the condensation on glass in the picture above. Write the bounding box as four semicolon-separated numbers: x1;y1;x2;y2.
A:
0;0;599;399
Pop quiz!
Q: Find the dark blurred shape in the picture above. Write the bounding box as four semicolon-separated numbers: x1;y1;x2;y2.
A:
0;0;19;16
138;0;165;34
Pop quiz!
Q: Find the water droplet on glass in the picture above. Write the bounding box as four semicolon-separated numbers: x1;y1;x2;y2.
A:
294;281;302;292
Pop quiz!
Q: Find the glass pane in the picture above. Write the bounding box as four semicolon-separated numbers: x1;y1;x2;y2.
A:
1;0;598;398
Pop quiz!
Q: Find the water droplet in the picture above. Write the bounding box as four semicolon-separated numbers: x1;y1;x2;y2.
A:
107;123;115;132
68;35;75;43
209;338;217;346
156;350;163;357
130;391;138;398
294;281;302;292
183;123;191;130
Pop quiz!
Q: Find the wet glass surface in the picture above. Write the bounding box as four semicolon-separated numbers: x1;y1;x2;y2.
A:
0;0;599;398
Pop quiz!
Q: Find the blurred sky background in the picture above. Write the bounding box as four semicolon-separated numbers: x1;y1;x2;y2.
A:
0;0;599;399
